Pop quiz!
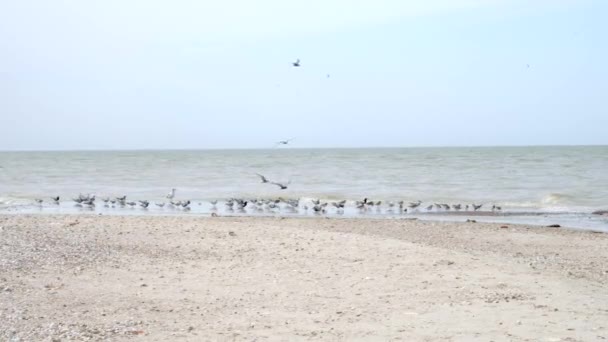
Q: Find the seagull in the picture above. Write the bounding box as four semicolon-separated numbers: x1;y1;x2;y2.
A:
255;173;270;183
35;199;43;205
139;200;149;208
292;58;301;67
276;138;294;146
166;188;176;200
82;199;95;206
409;201;422;209
271;181;290;190
126;201;136;207
210;200;218;207
155;202;165;207
51;196;60;204
473;204;483;211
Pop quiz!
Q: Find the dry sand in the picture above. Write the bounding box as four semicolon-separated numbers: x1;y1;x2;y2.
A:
1;214;607;341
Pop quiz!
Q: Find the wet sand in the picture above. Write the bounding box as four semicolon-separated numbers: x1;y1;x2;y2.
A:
1;214;607;341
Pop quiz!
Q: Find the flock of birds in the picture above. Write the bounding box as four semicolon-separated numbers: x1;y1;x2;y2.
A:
32;187;503;216
27;58;516;217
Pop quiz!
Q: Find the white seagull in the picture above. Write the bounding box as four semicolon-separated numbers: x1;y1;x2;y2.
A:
166;188;176;200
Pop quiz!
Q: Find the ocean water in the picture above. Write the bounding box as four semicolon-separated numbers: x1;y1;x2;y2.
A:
1;146;607;230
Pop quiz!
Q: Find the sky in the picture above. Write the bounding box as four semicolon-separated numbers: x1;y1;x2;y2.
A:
0;0;606;150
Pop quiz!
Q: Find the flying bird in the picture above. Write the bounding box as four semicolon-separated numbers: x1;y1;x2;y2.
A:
256;173;270;183
276;138;294;146
292;59;301;67
271;181;290;190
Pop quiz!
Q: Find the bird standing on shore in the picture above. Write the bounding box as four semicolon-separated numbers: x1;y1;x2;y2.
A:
409;201;422;209
166;188;176;200
51;196;60;204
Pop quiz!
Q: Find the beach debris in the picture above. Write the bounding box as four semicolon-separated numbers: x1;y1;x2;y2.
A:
67;220;80;227
500;225;509;229
228;231;237;237
211;213;219;217
434;260;455;266
546;224;561;228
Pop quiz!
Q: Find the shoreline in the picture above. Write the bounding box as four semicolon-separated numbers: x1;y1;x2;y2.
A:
1;207;607;233
2;214;607;340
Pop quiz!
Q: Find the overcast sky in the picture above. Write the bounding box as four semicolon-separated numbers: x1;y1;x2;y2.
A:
0;0;606;150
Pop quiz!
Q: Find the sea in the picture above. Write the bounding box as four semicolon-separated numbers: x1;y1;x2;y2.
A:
1;146;607;231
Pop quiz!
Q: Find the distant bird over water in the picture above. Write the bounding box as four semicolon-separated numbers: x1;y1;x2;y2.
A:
292;58;301;67
271;181;290;190
276;138;294;146
256;173;270;183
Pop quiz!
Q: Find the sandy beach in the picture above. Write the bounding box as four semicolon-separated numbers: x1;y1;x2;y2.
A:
1;214;607;341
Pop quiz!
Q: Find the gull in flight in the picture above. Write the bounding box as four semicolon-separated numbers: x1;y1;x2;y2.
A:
292;58;301;67
256;173;270;183
271;181;291;190
276;138;294;146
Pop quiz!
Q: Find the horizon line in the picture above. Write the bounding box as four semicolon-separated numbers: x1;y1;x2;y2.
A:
0;144;607;153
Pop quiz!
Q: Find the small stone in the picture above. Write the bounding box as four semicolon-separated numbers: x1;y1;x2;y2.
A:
228;231;236;237
140;283;148;287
